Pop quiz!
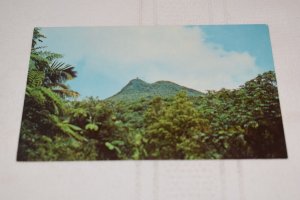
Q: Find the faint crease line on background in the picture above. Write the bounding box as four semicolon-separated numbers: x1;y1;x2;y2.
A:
153;0;158;25
208;0;214;24
138;0;142;25
223;0;229;23
135;162;141;200
237;161;245;200
220;162;227;200
153;161;159;200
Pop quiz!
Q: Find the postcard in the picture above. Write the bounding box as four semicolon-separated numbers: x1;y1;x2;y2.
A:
17;25;287;161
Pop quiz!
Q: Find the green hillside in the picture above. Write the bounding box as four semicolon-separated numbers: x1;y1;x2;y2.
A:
107;78;203;102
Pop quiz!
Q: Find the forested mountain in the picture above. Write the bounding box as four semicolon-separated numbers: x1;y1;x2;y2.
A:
107;78;203;102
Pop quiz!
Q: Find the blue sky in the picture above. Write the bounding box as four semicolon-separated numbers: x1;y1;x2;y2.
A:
40;25;274;99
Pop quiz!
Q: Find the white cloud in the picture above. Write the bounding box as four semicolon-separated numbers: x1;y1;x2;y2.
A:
45;26;261;92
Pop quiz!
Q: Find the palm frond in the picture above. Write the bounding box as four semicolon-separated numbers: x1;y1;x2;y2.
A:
38;51;63;62
48;83;69;89
46;61;77;84
52;89;80;98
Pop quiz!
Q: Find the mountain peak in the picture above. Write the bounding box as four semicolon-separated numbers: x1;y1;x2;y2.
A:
107;78;203;102
121;78;150;93
128;77;148;85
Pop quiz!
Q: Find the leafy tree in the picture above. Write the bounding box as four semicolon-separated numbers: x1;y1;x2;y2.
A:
236;71;287;158
196;89;248;158
69;97;132;159
144;92;210;159
196;71;287;158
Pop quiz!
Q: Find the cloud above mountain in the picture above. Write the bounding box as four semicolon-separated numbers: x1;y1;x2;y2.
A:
43;26;263;94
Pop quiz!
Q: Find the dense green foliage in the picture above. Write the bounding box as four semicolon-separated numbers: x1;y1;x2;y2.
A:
17;29;287;161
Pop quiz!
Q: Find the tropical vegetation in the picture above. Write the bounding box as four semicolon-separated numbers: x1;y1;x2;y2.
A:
17;28;287;161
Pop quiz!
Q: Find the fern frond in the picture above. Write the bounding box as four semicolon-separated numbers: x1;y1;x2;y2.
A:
30;53;49;64
40;87;65;112
48;114;87;142
32;28;46;49
26;86;46;105
27;69;45;87
71;108;88;118
62;126;87;142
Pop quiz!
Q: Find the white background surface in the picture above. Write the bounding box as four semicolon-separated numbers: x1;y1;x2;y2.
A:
0;0;299;199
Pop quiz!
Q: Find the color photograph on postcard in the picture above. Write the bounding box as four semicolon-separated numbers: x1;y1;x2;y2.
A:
17;25;287;161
